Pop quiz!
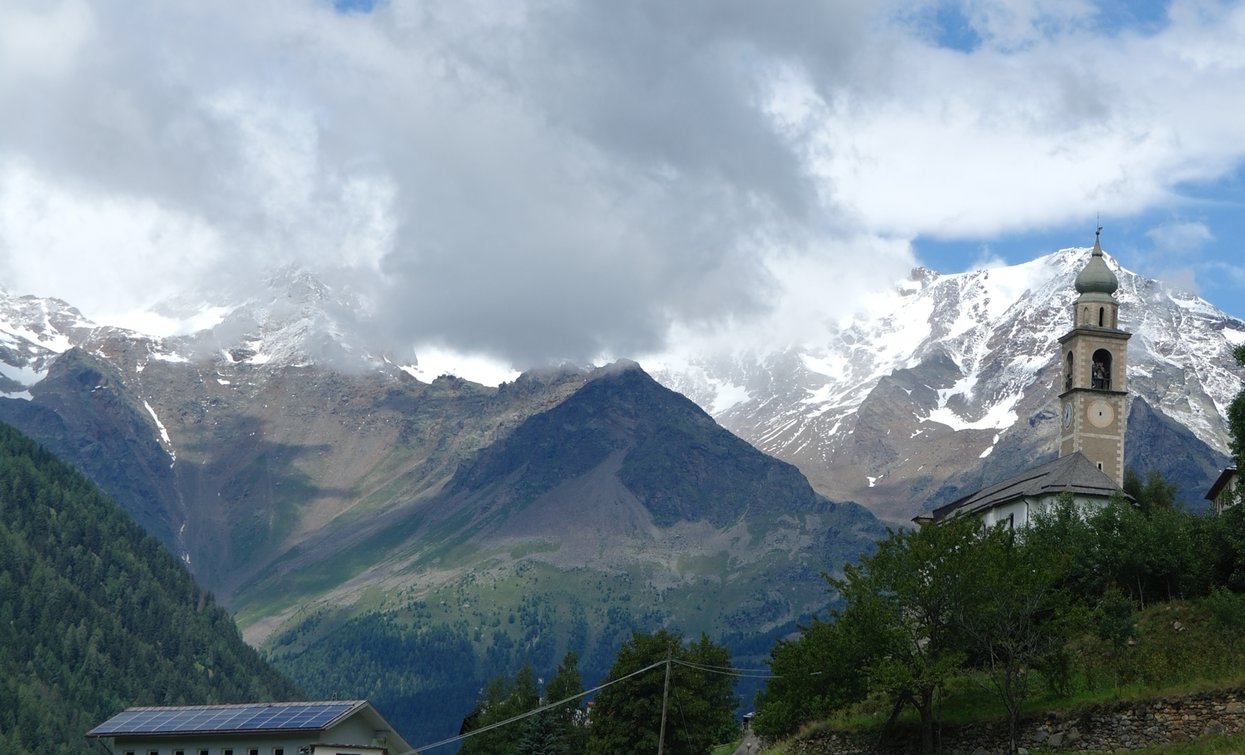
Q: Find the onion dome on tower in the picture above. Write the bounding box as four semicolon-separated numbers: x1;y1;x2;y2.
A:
1075;231;1119;298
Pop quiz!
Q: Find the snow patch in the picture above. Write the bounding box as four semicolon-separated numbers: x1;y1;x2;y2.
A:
2;321;73;353
143;400;176;464
108;305;235;338
708;380;750;415
150;351;189;363
925;393;1020;431
401;345;520;386
1;361;47;390
1224;328;1245;346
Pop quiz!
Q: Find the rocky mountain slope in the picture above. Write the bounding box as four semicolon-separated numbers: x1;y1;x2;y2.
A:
0;283;887;744
5;247;1239;531
652;247;1244;519
258;362;884;742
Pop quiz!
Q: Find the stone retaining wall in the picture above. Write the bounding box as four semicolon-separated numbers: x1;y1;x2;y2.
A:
784;686;1245;753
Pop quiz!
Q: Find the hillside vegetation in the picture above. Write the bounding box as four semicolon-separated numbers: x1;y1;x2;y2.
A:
755;473;1245;754
258;364;885;746
0;421;299;755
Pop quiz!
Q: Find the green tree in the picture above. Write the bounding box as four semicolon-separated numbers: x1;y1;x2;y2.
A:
537;650;587;754
828;517;982;754
517;710;566;755
1124;467;1178;514
1228;344;1245;470
1203;586;1245;663
587;630;737;755
460;660;540;755
1093;590;1137;689
0;422;298;755
960;525;1069;753
751;615;869;740
1200;506;1245;591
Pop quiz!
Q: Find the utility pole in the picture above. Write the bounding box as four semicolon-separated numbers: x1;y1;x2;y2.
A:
657;643;673;755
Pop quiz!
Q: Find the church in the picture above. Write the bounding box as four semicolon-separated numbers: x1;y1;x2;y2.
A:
915;230;1130;528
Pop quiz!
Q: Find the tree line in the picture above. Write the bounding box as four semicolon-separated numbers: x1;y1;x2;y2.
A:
750;341;1245;754
455;629;738;755
0;422;299;755
752;475;1245;753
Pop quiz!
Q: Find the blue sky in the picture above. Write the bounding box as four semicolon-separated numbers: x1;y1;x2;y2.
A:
915;172;1245;319
913;0;1245;320
1;0;1244;369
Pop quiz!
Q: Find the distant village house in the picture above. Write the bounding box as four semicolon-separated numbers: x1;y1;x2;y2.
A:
86;700;412;755
1206;466;1239;514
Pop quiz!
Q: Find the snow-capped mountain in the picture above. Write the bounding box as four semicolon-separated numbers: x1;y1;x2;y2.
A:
1;267;392;396
3;245;1242;523
0;292;100;396
651;247;1245;519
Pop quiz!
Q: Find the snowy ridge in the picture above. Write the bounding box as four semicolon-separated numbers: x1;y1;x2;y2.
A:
0;290;98;398
651;247;1245;511
3;249;1241;517
660;250;1084;447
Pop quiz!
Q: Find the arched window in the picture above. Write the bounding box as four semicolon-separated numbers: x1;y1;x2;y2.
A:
1065;351;1074;391
1099;307;1105;327
1092;349;1112;390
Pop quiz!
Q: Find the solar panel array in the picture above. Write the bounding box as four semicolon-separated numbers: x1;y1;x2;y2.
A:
88;701;363;737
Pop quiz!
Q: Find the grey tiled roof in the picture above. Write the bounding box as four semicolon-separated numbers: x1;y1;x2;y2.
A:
928;452;1123;522
1206;467;1238;500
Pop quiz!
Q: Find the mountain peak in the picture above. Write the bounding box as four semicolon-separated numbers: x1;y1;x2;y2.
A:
651;247;1245;519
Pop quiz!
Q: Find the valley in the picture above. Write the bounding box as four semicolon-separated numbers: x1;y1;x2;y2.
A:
2;247;1243;746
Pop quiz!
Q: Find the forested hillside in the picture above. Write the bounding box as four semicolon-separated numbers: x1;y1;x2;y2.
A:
0;421;300;755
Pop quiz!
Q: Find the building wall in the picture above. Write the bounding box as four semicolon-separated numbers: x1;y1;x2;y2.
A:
979;493;1113;530
109;734;310;755
106;721;393;755
1214;473;1239;514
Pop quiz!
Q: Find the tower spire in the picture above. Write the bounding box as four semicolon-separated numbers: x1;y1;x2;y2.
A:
1058;228;1131;486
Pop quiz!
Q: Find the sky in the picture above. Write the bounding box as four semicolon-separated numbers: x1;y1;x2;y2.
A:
1;0;1244;379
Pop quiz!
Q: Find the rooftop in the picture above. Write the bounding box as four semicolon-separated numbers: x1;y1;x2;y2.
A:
87;701;371;738
925;451;1125;522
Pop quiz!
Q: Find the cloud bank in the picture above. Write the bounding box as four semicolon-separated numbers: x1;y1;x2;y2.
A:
1;0;1244;369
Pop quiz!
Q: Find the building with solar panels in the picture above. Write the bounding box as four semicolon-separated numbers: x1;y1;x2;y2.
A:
86;700;414;755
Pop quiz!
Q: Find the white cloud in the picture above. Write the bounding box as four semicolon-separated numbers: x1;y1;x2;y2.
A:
0;0;1244;367
960;0;1095;50
0;1;95;81
1146;221;1214;256
0;161;225;315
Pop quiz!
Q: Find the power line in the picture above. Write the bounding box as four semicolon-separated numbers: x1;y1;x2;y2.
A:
401;659;668;754
402;653;800;752
672;658;779;679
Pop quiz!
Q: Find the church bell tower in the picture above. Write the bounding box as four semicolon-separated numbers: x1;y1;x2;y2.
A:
1058;229;1131;486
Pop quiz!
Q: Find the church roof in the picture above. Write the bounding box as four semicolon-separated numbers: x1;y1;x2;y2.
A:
925;451;1125;522
1075;233;1119;296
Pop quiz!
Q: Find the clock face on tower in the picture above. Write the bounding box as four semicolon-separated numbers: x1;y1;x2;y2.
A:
1062;403;1074;428
1088;399;1115;428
